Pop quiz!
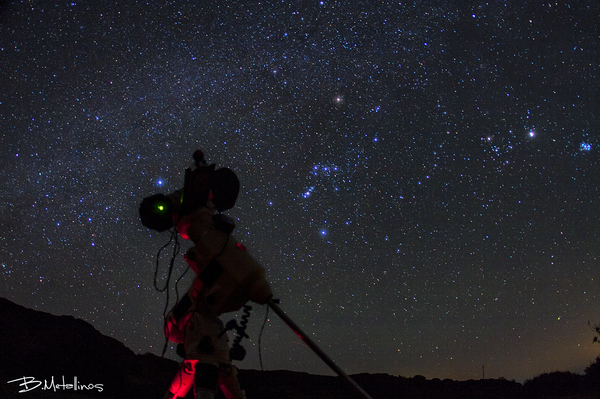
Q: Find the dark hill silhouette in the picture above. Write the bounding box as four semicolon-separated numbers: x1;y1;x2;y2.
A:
0;297;179;398
1;297;598;399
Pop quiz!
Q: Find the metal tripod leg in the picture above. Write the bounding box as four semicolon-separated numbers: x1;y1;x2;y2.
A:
267;299;374;399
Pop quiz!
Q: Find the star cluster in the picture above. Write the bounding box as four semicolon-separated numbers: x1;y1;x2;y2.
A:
1;1;599;382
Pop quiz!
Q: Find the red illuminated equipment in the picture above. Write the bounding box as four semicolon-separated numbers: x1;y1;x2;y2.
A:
161;209;271;399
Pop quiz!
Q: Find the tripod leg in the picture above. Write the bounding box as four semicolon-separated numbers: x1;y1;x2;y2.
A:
194;363;219;399
195;388;215;399
163;359;196;399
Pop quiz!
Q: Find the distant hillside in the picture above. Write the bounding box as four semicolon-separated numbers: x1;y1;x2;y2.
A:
0;297;598;399
0;297;179;398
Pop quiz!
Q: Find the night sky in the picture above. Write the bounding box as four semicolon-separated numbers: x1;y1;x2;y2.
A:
1;0;599;383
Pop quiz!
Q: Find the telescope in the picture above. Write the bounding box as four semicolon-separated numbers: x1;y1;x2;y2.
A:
139;149;240;232
140;150;373;399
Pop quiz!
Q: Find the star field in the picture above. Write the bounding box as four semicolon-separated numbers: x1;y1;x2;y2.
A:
1;1;599;383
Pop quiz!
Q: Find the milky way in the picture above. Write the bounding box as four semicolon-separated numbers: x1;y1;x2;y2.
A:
1;1;599;382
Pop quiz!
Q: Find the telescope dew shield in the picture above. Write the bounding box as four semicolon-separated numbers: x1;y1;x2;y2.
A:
139;193;176;232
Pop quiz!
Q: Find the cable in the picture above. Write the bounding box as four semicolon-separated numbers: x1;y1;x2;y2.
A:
258;303;270;371
229;305;252;361
153;227;183;358
153;228;176;292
